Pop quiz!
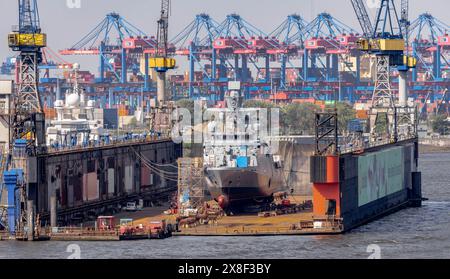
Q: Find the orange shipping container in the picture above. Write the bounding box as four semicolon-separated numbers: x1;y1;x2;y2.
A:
118;108;128;116
314;100;325;106
292;98;315;104
43;108;57;120
270;92;289;101
356;110;368;119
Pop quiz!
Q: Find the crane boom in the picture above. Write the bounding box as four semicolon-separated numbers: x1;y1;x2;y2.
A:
400;0;410;53
373;0;403;38
350;0;374;38
156;0;170;57
19;0;41;33
401;0;409;24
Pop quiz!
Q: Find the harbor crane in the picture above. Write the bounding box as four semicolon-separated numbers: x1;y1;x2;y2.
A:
147;0;177;137
2;0;47;239
149;0;176;104
350;0;416;141
8;0;46;150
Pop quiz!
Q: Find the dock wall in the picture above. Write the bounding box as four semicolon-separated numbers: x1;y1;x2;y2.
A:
277;137;316;195
339;139;420;230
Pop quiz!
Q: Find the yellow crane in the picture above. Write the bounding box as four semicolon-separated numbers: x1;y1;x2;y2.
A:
149;0;176;105
350;0;417;141
4;0;47;239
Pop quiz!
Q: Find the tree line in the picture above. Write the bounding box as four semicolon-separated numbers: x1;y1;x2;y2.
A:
176;99;357;136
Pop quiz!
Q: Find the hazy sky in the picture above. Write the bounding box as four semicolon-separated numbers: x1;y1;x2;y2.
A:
1;0;449;74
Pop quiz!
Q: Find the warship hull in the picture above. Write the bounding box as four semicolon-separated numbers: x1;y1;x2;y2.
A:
204;156;285;210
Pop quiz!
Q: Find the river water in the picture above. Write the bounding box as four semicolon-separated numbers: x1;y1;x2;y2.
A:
1;152;449;259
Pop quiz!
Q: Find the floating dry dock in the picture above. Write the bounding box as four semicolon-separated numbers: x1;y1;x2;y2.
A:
31;137;182;226
0;137;422;239
175;137;422;236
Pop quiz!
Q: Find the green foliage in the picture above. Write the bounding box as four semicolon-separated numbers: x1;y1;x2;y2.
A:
326;102;357;133
242;100;356;136
243;100;279;109
373;113;388;135
176;98;196;124
431;114;449;135
128;117;137;128
176;99;195;116
281;103;319;135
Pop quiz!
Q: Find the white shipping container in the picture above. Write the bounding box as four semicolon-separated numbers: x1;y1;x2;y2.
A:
149;174;154;185
124;165;133;192
0;80;13;94
108;168;115;194
68;185;74;207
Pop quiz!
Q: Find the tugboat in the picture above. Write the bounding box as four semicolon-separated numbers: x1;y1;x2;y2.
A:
203;82;286;211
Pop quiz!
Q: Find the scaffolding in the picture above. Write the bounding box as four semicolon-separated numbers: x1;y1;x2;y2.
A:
177;157;206;216
0;146;8;229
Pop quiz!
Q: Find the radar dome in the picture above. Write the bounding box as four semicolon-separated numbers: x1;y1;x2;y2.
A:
66;93;80;107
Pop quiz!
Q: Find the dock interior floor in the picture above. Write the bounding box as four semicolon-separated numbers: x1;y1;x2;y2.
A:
111;196;318;236
176;195;315;236
113;203;177;226
175;211;314;236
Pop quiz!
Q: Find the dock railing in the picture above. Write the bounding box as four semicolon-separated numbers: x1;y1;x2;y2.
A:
45;135;171;154
50;227;119;237
179;224;296;235
310;215;344;231
339;134;417;155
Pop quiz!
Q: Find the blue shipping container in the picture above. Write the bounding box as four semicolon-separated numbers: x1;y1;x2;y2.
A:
237;156;249;168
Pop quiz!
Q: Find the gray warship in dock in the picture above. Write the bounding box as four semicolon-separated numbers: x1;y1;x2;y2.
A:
203;82;286;210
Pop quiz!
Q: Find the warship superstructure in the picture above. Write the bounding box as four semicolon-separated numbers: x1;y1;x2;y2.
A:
203;82;286;210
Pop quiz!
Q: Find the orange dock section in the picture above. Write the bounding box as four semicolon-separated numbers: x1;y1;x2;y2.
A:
311;155;341;217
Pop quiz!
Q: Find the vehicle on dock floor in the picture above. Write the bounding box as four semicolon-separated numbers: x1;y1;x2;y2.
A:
117;218;172;240
148;220;172;239
125;202;138;212
97;216;115;230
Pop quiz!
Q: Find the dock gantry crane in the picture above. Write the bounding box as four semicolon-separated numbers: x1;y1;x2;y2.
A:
8;0;46;151
149;0;176;105
350;0;416;141
4;0;47;239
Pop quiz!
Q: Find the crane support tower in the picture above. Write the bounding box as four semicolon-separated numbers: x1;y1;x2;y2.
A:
4;0;47;239
149;0;176;104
